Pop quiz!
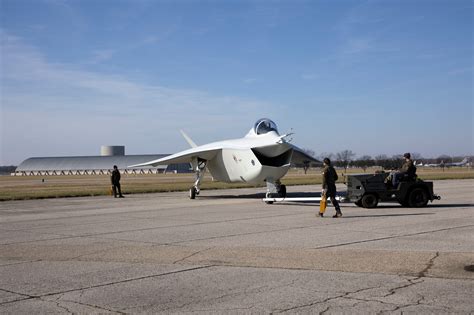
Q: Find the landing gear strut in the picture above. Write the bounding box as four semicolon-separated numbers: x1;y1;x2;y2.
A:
189;158;206;199
265;179;286;204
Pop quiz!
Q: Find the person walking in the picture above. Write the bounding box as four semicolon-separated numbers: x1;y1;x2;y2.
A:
111;165;124;198
320;158;342;218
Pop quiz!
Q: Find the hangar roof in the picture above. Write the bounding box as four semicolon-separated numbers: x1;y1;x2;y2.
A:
16;155;172;171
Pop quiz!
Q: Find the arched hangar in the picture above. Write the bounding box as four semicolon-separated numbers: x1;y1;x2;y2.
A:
13;153;191;176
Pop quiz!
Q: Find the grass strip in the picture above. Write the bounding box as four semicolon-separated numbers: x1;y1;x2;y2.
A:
1;168;473;201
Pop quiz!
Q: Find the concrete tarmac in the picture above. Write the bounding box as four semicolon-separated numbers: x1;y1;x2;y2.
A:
0;179;473;314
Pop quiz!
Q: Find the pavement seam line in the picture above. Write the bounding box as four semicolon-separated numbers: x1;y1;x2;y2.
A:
0;265;214;306
0;213;310;246
312;224;474;249
172;247;213;264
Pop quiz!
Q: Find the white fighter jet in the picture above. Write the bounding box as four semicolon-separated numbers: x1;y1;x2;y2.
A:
130;118;319;199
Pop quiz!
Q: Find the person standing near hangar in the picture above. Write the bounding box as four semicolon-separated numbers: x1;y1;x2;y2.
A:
111;165;124;198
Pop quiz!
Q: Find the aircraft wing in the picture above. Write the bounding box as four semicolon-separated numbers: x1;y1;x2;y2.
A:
290;144;321;166
129;146;220;167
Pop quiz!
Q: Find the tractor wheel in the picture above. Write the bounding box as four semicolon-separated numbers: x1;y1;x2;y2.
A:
279;184;287;198
407;187;429;207
399;200;409;207
361;193;378;208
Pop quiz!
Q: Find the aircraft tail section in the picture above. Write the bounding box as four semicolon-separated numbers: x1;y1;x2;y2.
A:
180;130;197;148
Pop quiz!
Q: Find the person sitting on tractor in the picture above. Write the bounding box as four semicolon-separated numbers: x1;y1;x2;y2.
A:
391;152;417;187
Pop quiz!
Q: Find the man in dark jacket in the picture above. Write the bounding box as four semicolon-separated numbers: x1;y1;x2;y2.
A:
111;165;124;198
321;158;342;218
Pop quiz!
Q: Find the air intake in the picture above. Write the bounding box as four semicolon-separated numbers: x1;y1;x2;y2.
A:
252;149;293;167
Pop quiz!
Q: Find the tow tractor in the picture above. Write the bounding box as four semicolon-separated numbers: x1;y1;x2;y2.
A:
345;172;440;208
262;172;441;208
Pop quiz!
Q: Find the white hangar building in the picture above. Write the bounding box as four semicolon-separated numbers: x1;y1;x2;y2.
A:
13;146;191;176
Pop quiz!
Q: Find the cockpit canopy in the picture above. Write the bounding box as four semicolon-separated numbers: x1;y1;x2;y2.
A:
254;118;279;135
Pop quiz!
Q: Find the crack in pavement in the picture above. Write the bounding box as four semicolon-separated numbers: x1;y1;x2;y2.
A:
418;251;440;277
172;247;213;264
0;287;35;299
158;277;302;313
271;284;383;313
0;212;306;246
49;296;126;315
48;294;74;314
313;225;474;250
0;265;213;307
333;279;425;314
4;216;471;255
0;260;42;268
270;271;441;314
386;294;426;314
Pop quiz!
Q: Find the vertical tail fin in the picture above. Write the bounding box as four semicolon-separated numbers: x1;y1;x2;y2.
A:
180;130;197;148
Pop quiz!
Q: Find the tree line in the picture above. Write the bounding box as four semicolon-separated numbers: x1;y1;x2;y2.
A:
0;166;17;175
302;149;471;172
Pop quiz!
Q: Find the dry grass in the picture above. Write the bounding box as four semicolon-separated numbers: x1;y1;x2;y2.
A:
0;167;473;201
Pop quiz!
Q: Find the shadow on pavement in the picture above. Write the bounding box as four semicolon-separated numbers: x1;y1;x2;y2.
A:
199;191;327;200
424;203;474;208
340;213;434;218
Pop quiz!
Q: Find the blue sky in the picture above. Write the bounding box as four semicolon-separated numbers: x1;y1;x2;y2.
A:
1;0;472;165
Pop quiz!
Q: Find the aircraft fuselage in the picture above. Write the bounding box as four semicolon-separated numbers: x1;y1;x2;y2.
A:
201;132;293;184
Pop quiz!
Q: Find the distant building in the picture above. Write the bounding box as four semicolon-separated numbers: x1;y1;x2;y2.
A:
12;146;191;176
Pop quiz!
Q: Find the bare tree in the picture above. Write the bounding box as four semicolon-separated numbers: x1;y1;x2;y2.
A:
301;148;316;174
318;152;334;162
392;154;402;160
359;155;372;161
411;152;423;160
355;155;373;172
437;155;451;164
336;150;355;172
374;154;388;161
302;148;316;158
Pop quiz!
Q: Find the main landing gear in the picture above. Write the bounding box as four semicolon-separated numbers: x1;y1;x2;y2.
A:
189;158;206;199
264;179;286;204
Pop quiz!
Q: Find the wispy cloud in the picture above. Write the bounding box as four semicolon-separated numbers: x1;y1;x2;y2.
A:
301;73;318;80
341;37;373;55
449;67;473;76
0;31;275;163
243;78;258;84
89;49;117;64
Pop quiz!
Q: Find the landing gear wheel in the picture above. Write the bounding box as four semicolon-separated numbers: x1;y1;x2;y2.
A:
361;193;378;208
189;187;196;199
408;188;428;207
265;192;274;204
279;184;287;198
